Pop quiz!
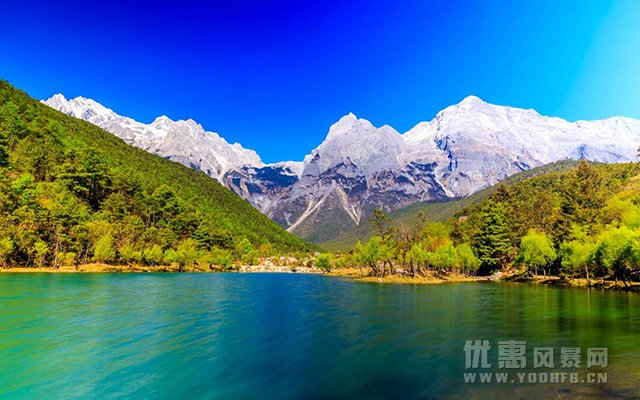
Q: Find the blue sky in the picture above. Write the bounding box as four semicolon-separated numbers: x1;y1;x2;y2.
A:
1;0;639;162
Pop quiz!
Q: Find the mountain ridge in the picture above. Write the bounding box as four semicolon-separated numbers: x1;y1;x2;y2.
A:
44;93;640;243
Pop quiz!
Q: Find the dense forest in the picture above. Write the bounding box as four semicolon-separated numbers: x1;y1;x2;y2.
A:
0;80;314;269
344;161;640;285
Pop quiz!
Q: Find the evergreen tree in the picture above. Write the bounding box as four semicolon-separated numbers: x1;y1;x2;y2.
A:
475;201;512;272
0;134;8;168
369;209;395;245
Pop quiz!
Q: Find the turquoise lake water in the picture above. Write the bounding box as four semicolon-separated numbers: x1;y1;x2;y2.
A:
0;273;638;399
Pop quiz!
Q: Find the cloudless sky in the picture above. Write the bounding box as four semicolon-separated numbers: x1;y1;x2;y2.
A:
1;0;639;162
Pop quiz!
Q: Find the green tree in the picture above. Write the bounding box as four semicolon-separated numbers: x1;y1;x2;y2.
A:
163;249;180;266
456;243;481;275
61;252;77;267
369;209;395;245
0;237;14;268
334;252;355;270
354;236;393;277
119;244;137;265
593;227;640;285
143;245;164;266
316;253;332;273
518;229;557;277
193;224;215;250
428;243;458;276
0;133;8;168
32;241;49;267
406;242;428;277
475;201;512;272
176;239;199;270
93;233;116;263
560;239;596;283
208;248;233;270
420;222;451;251
236;238;257;265
394;211;426;268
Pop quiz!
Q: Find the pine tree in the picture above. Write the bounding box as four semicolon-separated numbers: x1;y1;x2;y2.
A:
475;201;512;271
369;209;395;244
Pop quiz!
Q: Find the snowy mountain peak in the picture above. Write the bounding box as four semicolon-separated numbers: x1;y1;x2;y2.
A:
47;93;68;104
458;95;485;106
42;94;70;113
44;94;264;182
326;113;370;137
151;115;172;124
344;112;357;120
303;113;406;177
44;94;120;125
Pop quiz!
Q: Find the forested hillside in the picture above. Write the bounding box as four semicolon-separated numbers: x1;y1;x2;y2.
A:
345;161;640;284
453;161;640;275
0;81;313;268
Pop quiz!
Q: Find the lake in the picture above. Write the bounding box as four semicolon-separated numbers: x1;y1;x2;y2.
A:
0;273;638;399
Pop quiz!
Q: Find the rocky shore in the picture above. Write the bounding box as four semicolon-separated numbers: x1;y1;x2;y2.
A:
237;265;322;273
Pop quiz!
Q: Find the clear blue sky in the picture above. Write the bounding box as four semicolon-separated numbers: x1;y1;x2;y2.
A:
1;0;639;162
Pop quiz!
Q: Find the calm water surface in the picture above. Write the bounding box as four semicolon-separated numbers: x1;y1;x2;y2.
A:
0;273;638;399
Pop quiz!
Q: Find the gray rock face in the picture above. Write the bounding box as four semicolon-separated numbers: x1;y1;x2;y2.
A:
44;94;640;243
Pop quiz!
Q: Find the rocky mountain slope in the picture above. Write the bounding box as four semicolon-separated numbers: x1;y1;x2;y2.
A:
44;94;640;243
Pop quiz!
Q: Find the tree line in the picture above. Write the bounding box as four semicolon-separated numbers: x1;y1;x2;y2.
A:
342;161;640;284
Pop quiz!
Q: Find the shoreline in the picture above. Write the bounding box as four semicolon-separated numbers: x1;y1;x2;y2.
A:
327;268;489;285
0;263;322;274
2;265;639;292
503;274;640;292
327;268;640;291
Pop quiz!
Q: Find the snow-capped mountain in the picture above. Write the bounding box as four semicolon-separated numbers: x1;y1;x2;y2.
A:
402;95;639;197
44;94;267;181
44;94;640;243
